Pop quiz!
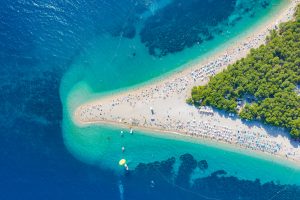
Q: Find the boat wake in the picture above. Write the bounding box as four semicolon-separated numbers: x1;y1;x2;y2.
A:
118;180;124;200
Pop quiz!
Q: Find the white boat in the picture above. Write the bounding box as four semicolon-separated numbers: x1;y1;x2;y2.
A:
124;163;129;171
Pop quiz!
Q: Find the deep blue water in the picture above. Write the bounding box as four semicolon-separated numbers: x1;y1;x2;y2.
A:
1;0;300;199
0;0;120;199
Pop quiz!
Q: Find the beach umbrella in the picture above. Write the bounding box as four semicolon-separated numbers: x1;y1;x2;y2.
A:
119;159;126;166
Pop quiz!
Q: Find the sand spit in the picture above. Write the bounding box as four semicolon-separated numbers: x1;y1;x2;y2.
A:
74;0;300;165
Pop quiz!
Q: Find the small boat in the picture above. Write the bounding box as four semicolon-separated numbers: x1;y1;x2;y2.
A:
124;163;129;171
129;128;133;134
119;159;126;166
122;146;125;152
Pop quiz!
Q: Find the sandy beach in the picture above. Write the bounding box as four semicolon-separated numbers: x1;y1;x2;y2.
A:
73;0;300;165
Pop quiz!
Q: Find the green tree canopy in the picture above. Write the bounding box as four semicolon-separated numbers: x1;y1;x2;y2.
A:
189;5;300;139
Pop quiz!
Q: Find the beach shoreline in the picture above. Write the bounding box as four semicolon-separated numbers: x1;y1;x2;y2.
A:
72;0;300;168
77;119;300;169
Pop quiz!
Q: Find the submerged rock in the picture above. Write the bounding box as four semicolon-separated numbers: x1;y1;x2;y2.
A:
198;160;208;171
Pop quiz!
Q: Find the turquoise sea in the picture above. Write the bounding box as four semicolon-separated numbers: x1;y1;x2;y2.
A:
1;0;300;199
61;0;300;195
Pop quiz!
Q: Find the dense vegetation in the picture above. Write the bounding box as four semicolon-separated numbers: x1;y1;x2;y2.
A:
189;6;300;139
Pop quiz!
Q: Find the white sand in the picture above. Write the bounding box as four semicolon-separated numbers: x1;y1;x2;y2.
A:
74;0;300;165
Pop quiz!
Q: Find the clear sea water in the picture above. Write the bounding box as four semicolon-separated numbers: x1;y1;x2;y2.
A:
1;0;300;199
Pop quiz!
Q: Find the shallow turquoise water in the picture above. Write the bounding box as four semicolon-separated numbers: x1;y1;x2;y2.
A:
61;0;285;101
60;0;300;187
63;115;300;185
2;0;299;198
